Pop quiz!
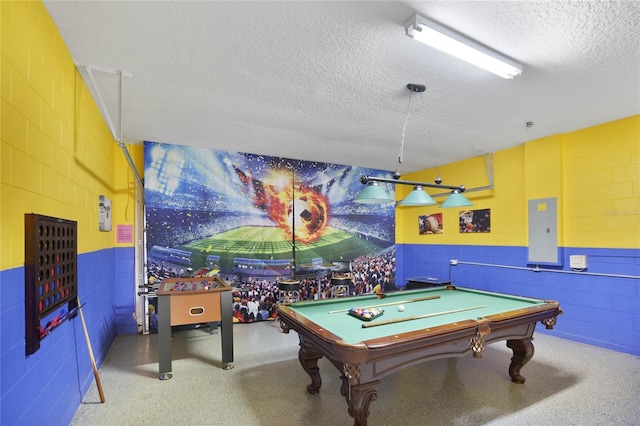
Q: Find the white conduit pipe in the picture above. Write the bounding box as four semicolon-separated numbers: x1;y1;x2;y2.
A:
77;64;142;187
451;260;640;280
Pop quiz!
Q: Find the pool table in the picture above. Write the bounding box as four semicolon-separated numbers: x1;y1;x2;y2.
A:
277;285;562;426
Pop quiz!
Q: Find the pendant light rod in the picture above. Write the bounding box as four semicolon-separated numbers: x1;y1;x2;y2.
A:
360;175;466;193
396;84;426;176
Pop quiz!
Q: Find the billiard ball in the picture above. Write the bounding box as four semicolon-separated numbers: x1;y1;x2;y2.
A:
398;305;405;312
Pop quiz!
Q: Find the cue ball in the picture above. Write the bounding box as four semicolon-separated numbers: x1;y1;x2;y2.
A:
398;305;405;312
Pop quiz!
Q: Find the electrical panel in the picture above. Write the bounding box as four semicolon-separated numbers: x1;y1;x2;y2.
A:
527;198;559;264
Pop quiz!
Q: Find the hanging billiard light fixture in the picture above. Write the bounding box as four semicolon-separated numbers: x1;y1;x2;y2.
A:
354;83;473;208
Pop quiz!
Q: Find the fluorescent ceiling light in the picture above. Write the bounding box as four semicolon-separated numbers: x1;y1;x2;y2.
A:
405;14;523;79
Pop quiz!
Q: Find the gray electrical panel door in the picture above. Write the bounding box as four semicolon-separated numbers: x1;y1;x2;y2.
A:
528;197;558;264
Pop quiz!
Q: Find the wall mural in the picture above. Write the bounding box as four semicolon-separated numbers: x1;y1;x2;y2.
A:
144;141;397;302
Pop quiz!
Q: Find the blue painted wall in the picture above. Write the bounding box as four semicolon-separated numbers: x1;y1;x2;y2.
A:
0;247;135;425
397;244;640;356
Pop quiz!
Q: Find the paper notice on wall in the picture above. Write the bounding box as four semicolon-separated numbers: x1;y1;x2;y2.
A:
117;224;134;243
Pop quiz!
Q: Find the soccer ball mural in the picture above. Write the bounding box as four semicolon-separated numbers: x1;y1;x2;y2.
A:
285;189;328;243
144;141;395;283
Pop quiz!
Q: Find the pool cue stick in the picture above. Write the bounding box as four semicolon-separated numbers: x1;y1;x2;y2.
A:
77;296;105;403
329;295;441;314
361;305;487;328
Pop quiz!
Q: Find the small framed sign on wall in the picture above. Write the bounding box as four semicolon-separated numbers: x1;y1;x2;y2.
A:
99;195;112;232
419;213;443;234
459;209;491;233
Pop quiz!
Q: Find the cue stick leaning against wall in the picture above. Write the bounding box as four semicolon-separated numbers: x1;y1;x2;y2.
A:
77;296;105;402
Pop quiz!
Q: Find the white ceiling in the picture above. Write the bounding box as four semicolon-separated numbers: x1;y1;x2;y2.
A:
44;1;640;175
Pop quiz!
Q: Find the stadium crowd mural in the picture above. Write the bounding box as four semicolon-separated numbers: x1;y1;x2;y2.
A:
144;142;397;304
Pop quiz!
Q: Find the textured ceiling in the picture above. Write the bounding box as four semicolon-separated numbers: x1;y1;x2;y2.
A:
44;1;640;175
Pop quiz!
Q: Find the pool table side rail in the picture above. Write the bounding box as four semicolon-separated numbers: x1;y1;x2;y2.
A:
478;301;562;325
448;285;546;303
359;301;560;348
278;299;561;366
278;304;372;363
278;304;353;343
361;320;542;383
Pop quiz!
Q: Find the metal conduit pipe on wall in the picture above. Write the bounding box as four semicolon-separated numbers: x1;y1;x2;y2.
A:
77;63;143;186
450;260;640;280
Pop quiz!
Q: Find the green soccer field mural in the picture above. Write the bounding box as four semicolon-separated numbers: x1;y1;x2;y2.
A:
144;141;396;295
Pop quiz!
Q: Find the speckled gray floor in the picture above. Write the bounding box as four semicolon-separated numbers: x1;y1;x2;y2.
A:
71;321;640;426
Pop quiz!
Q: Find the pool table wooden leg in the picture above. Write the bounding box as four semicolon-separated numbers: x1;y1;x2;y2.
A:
338;376;379;426
507;337;535;384
298;337;323;394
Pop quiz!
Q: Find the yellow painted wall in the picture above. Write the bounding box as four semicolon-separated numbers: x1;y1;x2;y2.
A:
397;115;639;249
397;146;526;246
523;134;564;246
1;1;136;270
564;116;640;248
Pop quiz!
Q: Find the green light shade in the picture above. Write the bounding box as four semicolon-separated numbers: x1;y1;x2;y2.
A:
440;190;473;208
354;182;394;204
398;185;437;206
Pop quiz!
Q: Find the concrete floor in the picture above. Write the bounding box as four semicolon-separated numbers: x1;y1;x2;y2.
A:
71;321;640;425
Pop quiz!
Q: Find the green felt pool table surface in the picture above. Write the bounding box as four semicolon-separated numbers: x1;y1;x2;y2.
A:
281;286;550;344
